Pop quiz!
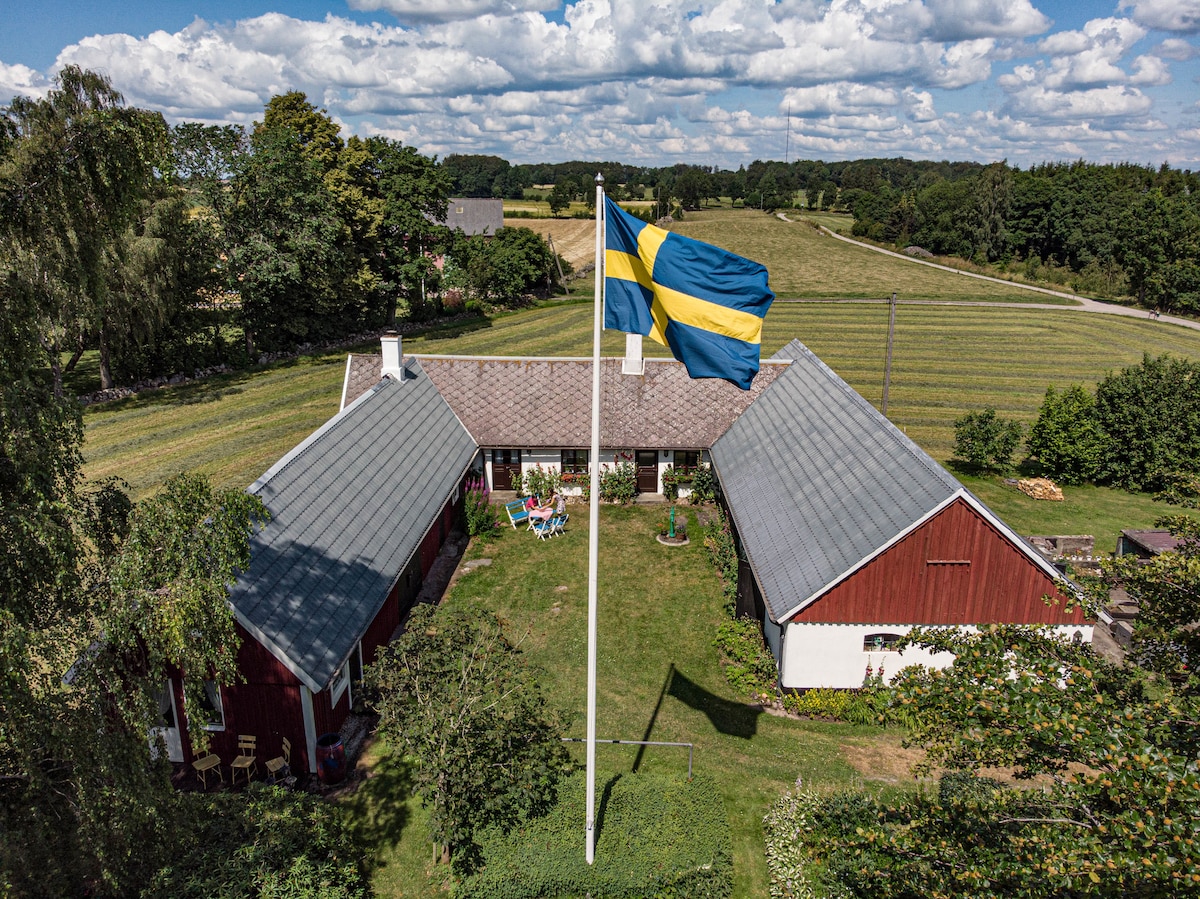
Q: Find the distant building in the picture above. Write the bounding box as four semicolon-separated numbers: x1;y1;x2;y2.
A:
444;198;504;236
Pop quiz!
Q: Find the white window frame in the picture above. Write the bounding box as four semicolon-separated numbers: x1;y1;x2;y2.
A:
199;679;226;731
331;662;351;707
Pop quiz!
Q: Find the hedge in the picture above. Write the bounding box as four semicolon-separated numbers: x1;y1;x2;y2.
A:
458;771;732;899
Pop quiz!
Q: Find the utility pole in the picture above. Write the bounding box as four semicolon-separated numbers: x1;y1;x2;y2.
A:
882;292;896;415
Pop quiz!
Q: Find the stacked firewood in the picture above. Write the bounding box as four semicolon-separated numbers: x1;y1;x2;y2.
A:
1017;477;1064;501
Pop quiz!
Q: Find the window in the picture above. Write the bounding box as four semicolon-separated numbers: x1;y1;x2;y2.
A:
561;449;588;474
331;662;351;707
675;450;701;475
198;680;225;730
863;632;903;652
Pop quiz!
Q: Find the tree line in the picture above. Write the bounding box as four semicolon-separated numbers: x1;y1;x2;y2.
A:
457;155;1200;315
1;68;564;392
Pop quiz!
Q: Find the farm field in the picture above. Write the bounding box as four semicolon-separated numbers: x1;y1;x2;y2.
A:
83;208;1200;541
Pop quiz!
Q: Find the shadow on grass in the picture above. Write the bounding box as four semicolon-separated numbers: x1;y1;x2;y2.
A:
633;664;761;775
408;315;494;342
337;754;415;880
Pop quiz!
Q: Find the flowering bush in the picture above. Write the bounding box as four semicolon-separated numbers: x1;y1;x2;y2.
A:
463;476;499;537
599;460;637;504
688;464;717;504
521;464;560;500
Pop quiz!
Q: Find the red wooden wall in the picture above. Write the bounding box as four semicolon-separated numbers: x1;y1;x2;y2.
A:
176;489;465;777
793;498;1085;626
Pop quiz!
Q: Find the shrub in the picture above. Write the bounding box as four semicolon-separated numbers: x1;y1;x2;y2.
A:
713;618;777;698
145;787;368;898
688;463;717;504
763;781;824;899
782;684;891;726
661;463;685;501
459;771;733;899
464;475;499;537
951;407;1022;473
521;464;560;500
598;458;637;504
1026;384;1104;484
704;508;738;613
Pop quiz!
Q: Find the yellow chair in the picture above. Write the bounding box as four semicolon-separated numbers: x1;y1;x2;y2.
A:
192;749;223;790
230;734;258;786
265;737;292;781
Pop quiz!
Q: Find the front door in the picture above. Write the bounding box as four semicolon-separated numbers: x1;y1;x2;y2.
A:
151;680;183;763
492;449;522;490
635;450;659;493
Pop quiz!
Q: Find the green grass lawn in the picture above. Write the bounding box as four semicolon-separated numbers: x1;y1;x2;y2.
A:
345;506;911;898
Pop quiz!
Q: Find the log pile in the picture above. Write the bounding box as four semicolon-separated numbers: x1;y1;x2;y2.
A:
1018;477;1064;501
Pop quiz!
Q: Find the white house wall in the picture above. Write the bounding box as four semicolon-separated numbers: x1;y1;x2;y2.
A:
780;622;1094;690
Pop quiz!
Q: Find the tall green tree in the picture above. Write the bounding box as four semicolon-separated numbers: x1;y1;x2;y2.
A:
1093;353;1200;490
370;136;452;323
224;124;350;352
1026;384;1105;484
365;604;570;872
1;66;169;390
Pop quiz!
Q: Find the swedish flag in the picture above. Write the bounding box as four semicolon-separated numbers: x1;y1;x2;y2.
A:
604;197;774;390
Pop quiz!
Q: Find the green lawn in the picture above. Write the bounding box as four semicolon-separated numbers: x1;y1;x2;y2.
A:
346;506;911;898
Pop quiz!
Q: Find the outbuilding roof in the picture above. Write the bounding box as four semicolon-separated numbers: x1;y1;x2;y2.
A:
227;360;478;693
711;339;972;622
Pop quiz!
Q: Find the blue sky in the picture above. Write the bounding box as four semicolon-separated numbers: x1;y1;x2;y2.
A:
2;1;1198;170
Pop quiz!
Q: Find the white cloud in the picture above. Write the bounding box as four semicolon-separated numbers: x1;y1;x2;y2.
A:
1119;0;1200;34
0;63;50;103
349;0;561;25
1156;38;1199;60
2;0;1196;169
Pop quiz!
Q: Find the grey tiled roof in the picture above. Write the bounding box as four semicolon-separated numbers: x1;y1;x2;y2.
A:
345;354;784;449
445;198;504;236
228;360;478;692
712;339;964;623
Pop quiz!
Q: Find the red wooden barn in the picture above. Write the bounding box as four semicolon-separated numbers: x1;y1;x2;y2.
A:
157;357;476;774
711;339;1090;689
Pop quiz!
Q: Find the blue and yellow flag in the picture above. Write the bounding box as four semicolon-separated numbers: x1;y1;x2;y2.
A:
604;196;774;390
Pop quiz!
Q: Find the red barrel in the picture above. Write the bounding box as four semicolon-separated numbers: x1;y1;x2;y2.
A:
316;732;345;784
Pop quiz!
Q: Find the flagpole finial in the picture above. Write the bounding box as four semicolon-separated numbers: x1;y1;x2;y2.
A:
595;172;604;184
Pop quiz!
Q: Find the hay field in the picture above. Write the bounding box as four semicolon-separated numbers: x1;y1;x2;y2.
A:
509;216;596;270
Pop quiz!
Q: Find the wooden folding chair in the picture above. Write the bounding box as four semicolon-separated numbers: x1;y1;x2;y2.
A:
192;749;223;790
265;736;292;781
230;734;258;786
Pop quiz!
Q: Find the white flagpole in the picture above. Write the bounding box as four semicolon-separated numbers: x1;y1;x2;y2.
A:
586;173;604;865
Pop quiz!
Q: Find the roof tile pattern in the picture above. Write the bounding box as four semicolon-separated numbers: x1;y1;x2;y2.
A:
228;361;478;692
346;354;784;449
712;339;963;623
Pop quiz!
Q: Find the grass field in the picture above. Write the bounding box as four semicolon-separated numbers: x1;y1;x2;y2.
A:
83;207;1200;549
343;506;910;898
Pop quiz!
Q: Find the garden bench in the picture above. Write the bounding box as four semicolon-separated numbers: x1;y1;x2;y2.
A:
504;499;530;529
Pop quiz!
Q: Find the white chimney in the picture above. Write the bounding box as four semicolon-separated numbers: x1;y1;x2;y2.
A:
381;332;403;380
622;333;644;375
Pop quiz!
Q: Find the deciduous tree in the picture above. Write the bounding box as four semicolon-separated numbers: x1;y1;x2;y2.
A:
365;604;570;872
951;407;1022;473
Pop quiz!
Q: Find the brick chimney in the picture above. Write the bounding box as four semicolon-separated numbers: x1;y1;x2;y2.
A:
381;331;403;380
